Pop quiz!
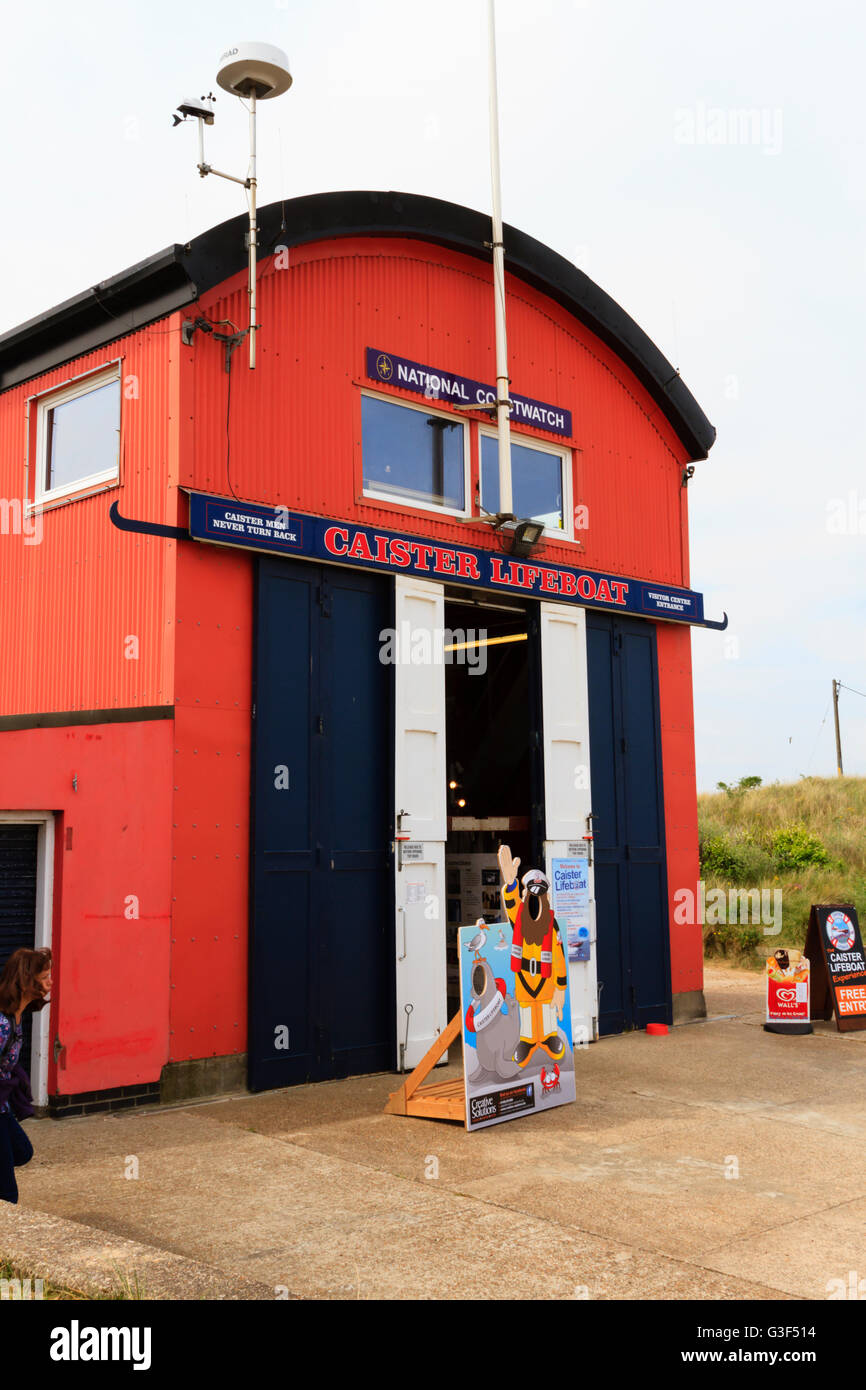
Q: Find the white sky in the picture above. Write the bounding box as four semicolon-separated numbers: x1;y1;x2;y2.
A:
3;0;864;790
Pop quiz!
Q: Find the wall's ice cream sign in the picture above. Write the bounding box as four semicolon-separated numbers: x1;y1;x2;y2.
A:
764;948;811;1033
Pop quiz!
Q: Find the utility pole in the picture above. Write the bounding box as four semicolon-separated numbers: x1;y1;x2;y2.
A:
832;679;843;777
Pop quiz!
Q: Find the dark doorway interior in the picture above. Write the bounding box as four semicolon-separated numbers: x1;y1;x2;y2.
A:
0;823;38;1076
443;595;543;1014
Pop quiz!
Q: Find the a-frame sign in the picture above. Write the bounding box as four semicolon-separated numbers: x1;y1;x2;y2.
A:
806;904;866;1032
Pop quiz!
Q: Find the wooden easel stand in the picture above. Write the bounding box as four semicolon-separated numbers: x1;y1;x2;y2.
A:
384;1012;465;1123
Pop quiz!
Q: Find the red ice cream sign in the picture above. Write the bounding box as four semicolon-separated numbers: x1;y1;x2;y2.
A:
767;975;809;1022
765;950;810;1025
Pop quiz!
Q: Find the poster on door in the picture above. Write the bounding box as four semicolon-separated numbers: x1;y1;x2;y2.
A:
446;854;501;925
458;920;576;1130
551;854;591;962
765;948;810;1028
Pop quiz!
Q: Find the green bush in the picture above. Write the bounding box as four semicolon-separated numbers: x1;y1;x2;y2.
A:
703;921;763;956
771;823;830;872
716;775;763;796
699;829;773;884
699;833;739;878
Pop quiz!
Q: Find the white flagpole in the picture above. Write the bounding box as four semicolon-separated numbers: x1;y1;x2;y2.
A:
487;0;513;516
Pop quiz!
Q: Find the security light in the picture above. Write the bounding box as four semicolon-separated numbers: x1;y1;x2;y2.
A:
510;519;545;557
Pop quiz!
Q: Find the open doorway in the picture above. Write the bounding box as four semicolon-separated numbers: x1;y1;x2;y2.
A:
0;812;54;1107
443;592;543;1015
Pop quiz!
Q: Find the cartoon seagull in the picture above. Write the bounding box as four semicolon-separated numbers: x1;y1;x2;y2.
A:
466;920;488;960
494;928;508;951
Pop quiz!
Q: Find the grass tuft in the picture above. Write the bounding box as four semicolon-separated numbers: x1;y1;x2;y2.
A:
0;1255;146;1301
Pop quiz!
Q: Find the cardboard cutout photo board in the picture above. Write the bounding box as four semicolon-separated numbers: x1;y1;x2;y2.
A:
459;919;576;1130
383;844;578;1129
806;904;866;1031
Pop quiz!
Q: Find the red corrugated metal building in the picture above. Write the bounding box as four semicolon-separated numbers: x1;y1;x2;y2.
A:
0;190;717;1113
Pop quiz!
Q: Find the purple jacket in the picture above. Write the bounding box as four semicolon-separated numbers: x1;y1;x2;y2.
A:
0;1012;33;1120
0;1065;33;1120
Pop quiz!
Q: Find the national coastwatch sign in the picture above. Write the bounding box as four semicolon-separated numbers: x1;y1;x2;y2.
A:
365;348;573;438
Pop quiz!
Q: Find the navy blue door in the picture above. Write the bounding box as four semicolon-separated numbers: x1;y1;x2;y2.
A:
586;615;670;1034
249;559;394;1089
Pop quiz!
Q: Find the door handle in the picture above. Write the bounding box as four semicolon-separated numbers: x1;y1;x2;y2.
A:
584;811;597;867
395;809;411;871
398;906;407;961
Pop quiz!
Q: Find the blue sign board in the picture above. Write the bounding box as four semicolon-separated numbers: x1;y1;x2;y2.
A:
366;348;573;439
187;492;707;626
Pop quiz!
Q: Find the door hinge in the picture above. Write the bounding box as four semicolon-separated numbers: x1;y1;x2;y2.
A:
318;585;332;617
316;714;324;735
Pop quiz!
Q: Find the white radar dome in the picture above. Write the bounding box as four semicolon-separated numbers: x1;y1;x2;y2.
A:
216;43;292;99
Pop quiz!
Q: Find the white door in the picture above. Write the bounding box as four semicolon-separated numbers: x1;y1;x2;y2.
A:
539;603;598;1043
393;576;448;1069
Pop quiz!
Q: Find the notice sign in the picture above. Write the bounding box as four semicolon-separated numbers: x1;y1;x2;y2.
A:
459;922;575;1130
806;904;866;1032
552;857;591;962
764;949;810;1033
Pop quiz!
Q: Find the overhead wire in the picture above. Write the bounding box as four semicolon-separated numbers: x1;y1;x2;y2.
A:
804;695;832;774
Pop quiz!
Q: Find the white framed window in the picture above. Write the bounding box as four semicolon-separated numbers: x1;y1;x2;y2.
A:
361;390;471;518
33;365;121;505
479;427;573;539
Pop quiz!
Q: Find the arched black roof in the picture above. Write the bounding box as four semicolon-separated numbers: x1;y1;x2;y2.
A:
0;189;715;459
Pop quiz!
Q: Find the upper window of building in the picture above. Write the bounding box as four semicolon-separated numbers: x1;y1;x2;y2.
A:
34;367;121;504
362;394;467;514
480;432;567;533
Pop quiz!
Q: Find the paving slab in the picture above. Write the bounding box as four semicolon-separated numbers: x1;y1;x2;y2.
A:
0;1204;275;1300
705;1194;866;1300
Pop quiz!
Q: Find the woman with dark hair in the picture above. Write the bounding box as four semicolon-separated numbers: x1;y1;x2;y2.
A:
0;947;52;1204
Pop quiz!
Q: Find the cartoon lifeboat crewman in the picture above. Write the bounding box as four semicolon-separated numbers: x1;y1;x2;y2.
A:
497;843;568;1068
